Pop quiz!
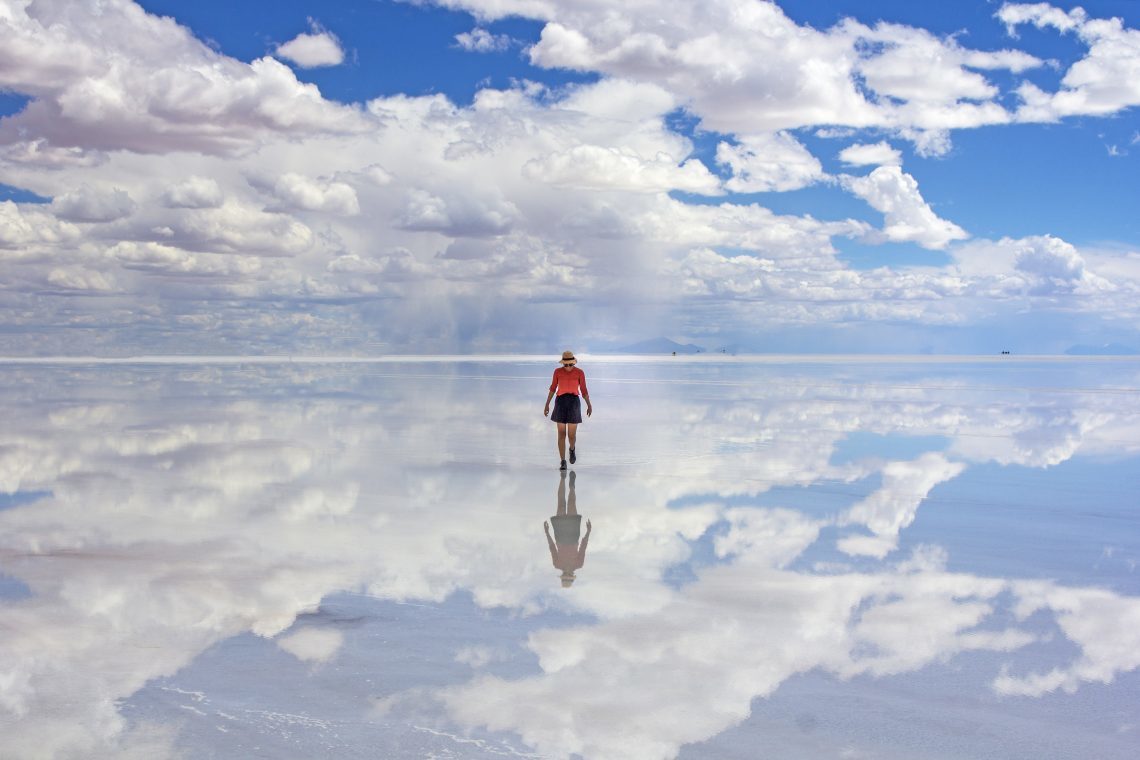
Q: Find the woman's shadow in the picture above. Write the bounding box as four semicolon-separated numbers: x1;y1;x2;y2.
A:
544;470;591;588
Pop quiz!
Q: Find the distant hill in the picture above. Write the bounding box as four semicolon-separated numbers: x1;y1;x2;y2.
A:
615;337;705;354
1064;342;1138;356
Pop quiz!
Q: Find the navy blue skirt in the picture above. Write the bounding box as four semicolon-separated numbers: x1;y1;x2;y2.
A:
551;393;582;424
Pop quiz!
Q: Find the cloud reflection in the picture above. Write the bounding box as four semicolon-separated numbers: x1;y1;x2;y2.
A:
0;361;1137;758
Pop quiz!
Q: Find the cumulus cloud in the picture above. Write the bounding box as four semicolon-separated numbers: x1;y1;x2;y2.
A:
454;27;512;53
50;184;136;223
163;201;315;256
0;0;1137;354
45;266;117;292
0;201;80;250
842;166;969;249
109;241;262;277
398;189;518;237
839;141;903;167
162;176;224;209
515;0;1038;146
275;24;346;68
998;3;1088;35
0;0;367;155
523;145;722;194
952;235;1115;297
272;173;360;216
0;139;105;169
431;0;1137;146
716;132;825;193
1001;3;1140;121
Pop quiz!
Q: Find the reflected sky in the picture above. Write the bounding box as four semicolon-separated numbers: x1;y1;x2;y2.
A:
1;359;1139;759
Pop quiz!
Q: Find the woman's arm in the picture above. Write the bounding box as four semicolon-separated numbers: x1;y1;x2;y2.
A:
544;521;558;565
578;519;591;551
544;371;557;416
575;520;591;568
579;371;593;417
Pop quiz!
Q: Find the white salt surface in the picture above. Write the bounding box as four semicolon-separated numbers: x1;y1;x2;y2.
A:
0;359;1138;759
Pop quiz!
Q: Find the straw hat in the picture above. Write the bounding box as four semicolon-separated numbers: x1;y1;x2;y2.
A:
560;350;576;364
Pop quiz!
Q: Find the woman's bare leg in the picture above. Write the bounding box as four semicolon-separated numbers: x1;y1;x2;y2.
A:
567;423;577;453
556;422;567;460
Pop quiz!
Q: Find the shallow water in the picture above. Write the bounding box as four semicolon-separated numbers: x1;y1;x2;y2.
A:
1;358;1138;759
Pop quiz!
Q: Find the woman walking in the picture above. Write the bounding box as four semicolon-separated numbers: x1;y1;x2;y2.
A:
543;350;592;470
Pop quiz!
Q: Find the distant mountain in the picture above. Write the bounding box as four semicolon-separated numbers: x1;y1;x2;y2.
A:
615;337;706;354
1064;342;1138;356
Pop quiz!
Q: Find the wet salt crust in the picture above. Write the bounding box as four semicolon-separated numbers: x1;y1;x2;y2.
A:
1;358;1138;759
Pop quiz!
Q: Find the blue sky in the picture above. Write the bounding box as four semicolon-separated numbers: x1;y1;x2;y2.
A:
1;0;1139;354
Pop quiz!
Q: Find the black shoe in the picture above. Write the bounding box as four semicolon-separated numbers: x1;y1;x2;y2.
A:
569;448;576;464
560;459;567;470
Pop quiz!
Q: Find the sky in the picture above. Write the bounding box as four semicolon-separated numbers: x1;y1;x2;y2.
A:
2;0;1140;355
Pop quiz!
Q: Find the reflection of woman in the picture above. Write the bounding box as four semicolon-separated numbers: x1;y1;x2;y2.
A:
543;350;592;471
545;470;591;588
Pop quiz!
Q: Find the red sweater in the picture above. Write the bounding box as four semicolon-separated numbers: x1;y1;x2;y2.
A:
550;367;588;396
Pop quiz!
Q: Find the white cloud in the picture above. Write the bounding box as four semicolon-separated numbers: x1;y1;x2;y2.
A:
838;453;967;559
715;508;823;567
162;176;224;209
50;184;136;223
455;645;503;668
360;164;394;185
556;77;678;124
275;24;346;68
272;173;360;216
276;627;345;663
0;201;80;250
856;24;1003;103
994;581;1140;696
998;3;1088;35
515;0;1038;147
0;0;1136;354
45;266;117;292
109;241;262;277
1002;4;1140;121
432;1;1138;145
455;27;512;53
440;551;1116;759
523;145;721;194
838;141;903;167
952;235;1115;297
0;139;106;169
716;132;825;193
164;200;315;256
398;189;518;237
0;0;367;155
842;166;969;250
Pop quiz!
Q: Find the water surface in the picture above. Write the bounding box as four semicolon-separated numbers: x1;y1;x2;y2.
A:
1;358;1138;759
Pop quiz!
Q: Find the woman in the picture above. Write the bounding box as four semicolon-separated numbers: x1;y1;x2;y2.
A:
543;350;592;470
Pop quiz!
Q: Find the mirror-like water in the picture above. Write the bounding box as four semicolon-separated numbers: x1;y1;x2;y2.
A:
1;358;1138;759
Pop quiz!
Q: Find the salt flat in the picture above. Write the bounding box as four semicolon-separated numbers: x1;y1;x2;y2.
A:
1;359;1138;759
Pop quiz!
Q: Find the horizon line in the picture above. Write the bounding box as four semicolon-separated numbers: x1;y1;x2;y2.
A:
2;353;1139;365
